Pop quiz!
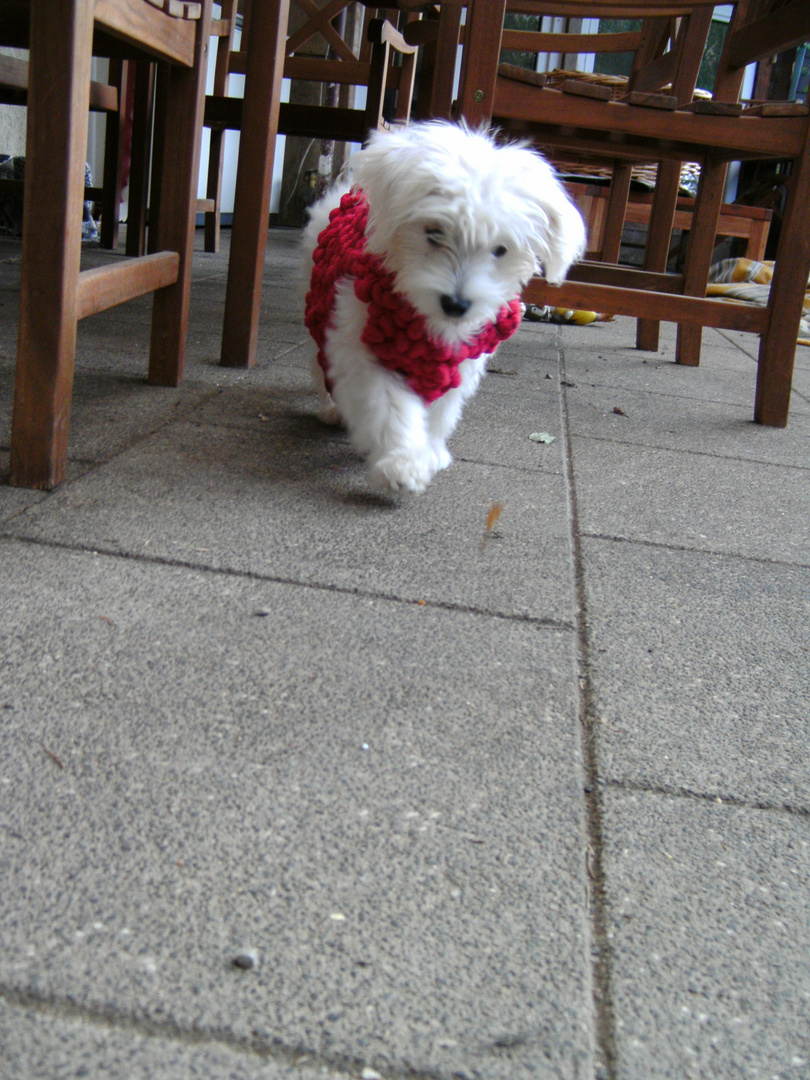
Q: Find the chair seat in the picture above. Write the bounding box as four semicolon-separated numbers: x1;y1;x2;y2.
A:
494;85;809;163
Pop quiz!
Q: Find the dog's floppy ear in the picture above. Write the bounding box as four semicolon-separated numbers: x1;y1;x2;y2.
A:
533;180;587;286
503;145;586;285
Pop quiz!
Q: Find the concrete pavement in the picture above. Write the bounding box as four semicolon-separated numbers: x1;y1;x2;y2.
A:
0;230;808;1080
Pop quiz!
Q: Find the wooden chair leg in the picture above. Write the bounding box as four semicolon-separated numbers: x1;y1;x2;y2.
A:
99;58;128;250
754;141;810;426
204;124;226;253
456;0;506;128
125;61;155;258
432;2;462;119
636;158;682;351
146;64;169;257
675;154;729;367
414;2;461;120
395;25;418;122
365;34;390;131
9;0;94;490
203;0;238;255
221;0;290;368
745;216;769;262
148;0;213;386
600;161;632;264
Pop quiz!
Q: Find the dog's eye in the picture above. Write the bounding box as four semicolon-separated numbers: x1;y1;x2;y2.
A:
493;245;508;258
426;228;444;248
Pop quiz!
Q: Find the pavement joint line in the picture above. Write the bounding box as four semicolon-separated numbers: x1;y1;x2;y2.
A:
558;337;617;1079
565;377;764;408
580;530;810;570
604;777;810;818
270;341;310;361
0;986;440;1080
0;534;576;633
712;327;761;361
568;431;810;472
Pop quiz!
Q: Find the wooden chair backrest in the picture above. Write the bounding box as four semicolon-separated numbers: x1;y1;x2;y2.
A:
218;1;410;92
495;2;715;105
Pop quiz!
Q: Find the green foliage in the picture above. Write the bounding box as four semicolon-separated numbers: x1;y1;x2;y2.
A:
501;12;540;70
592;19;640;79
696;18;729;92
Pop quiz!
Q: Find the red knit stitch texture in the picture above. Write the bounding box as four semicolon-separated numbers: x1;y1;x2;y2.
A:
305;189;522;405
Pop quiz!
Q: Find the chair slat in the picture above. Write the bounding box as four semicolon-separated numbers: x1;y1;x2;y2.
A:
76;252;179;320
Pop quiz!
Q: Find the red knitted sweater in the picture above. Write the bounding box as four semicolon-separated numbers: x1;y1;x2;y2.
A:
305;189;522;405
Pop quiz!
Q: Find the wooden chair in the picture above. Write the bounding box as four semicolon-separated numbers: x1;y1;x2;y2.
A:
566;180;773;264
457;0;810;426
468;10;770;320
110;58;160;259
203;0;418;368
404;2;715;353
0;48;158;256
0;49;129;246
2;0;212;489
202;0;417;252
394;0;465;121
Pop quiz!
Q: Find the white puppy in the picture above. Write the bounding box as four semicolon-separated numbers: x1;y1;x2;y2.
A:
302;121;585;494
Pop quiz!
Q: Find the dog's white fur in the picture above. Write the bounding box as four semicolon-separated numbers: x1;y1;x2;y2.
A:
302;122;585;494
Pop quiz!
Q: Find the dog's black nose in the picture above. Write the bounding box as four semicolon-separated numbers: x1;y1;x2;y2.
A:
440;294;472;318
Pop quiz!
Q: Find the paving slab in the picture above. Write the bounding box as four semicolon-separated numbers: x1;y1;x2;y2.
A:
715;322;810;373
580;536;810;808
187;339;567;477
559;317;810;420
0;456;47;523
0;540;592;1080
4;401;577;624
3;224;810;1078
568;435;810;564
564;384;810;468
0;999;348;1080
0;369;220;467
601;787;810;1080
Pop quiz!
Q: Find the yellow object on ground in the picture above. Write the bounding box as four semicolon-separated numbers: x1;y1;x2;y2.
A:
524;304;613;326
525;258;810;344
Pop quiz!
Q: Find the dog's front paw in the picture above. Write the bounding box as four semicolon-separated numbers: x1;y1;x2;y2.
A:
431;441;452;472
369;449;440;495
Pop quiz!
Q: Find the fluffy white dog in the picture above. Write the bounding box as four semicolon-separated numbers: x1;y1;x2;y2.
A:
302;121;585;494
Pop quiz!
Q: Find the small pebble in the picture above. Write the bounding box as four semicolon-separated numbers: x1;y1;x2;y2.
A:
231;952;257;970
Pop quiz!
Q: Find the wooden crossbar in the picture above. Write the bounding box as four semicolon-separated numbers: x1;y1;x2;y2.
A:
523;275;771;334
76;252;179;320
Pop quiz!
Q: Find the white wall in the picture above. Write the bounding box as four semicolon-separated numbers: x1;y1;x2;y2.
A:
0;48;28;158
